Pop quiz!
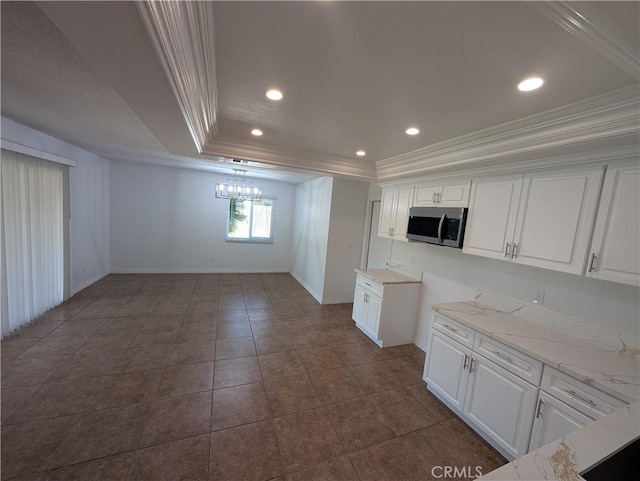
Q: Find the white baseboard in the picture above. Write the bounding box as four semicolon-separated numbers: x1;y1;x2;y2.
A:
109;267;290;274
70;271;109;296
322;297;354;305
413;336;429;353
289;271;323;304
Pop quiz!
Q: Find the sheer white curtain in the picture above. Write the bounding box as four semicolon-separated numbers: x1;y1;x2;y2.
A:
1;149;65;338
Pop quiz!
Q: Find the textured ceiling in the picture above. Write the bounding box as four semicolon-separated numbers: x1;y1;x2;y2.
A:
0;1;165;155
1;1;638;182
213;1;638;161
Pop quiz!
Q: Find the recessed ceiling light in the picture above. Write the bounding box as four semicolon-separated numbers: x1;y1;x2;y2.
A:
356;150;366;157
251;129;263;136
405;127;420;136
265;89;283;101
517;77;544;92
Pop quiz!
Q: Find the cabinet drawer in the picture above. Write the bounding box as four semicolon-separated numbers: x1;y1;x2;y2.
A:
473;333;542;385
355;274;384;297
541;366;625;420
432;314;475;348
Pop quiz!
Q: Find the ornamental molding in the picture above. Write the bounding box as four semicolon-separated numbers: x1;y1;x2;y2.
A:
529;1;639;79
376;85;640;182
137;1;218;152
203;134;376;180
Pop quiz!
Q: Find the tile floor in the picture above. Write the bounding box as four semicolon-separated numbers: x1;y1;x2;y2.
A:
1;273;506;480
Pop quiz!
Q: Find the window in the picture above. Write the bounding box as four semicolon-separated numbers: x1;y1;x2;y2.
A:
226;198;274;243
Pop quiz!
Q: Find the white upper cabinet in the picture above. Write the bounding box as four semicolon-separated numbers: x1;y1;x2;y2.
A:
463;167;603;275
463;175;523;260
586;161;640;286
378;186;414;241
512;167;603;275
414;179;471;207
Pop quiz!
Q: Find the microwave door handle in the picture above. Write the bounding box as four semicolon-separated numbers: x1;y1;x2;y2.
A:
437;214;446;244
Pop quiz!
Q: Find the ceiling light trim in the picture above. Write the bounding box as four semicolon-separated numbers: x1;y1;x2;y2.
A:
137;1;218;152
529;1;639;79
376;85;640;181
203;135;377;180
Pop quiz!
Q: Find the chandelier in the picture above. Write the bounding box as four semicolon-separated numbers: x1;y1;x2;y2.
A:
215;169;263;202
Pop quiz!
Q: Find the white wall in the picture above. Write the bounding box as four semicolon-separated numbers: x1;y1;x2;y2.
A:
109;161;294;273
1;117;110;295
392;239;640;348
323;178;368;303
291;177;333;301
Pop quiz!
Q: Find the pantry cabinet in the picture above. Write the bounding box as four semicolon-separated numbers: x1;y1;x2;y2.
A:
414;179;471;207
586;161;640;286
378;186;414;241
463;166;603;275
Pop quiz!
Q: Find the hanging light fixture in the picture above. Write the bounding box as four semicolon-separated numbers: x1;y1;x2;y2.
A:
215;169;263;202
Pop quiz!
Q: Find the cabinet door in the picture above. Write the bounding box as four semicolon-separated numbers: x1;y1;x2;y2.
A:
414;184;439;206
512;167;603;275
439;180;471;208
365;292;383;337
587;163;640;286
352;285;367;325
464;356;537;459
463;175;523;260
393;187;414;239
378;189;396;238
425;330;470;411
528;391;592;452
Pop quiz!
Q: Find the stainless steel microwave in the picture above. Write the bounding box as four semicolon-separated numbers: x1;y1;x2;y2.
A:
406;206;468;248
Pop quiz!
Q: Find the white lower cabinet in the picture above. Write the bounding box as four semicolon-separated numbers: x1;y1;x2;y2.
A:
425;329;471;411
528;391;591;452
424;313;627;461
425;319;538;459
352;274;419;347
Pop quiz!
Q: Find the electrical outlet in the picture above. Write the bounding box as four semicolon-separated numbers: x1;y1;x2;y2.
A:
531;289;545;306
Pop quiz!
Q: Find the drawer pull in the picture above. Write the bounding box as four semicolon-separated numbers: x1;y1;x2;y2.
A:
536;398;544;418
364;282;372;287
442;324;458;334
493;350;513;364
463;354;469;370
564;389;597;407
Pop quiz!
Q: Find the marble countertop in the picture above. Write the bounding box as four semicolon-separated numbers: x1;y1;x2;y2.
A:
354;268;422;285
480;401;639;481
433;301;640;403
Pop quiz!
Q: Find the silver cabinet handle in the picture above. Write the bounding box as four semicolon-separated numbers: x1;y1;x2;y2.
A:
438;192;442;203
504;242;511;258
589;253;598;272
463;354;469;370
442;323;458;334
469;358;476;373
564;389;597;407
432;191;436;204
536;398;544;418
511;243;518;258
493;350;513;364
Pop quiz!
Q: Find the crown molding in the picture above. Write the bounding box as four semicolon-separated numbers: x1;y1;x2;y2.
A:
529;1;639;79
376;84;640;181
202;134;376;180
137;1;217;152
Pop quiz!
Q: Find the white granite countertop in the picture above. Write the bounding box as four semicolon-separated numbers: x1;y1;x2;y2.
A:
480;401;639;481
354;268;421;285
434;301;640;403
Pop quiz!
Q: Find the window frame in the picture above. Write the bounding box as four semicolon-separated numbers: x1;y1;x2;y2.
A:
225;197;275;244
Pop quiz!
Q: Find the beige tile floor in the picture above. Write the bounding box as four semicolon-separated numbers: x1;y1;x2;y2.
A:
1;273;506;480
